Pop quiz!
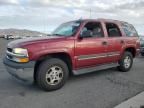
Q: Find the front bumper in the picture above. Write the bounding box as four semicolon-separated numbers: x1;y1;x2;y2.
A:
3;57;35;83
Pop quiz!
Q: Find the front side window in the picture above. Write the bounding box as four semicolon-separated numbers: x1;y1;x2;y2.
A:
122;23;138;37
106;23;122;37
80;22;104;38
52;21;81;37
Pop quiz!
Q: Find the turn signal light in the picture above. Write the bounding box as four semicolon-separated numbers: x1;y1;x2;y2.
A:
19;58;29;63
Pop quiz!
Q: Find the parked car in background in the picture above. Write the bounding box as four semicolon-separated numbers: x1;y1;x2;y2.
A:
0;35;4;38
4;35;14;40
14;36;21;39
140;36;144;56
3;19;140;91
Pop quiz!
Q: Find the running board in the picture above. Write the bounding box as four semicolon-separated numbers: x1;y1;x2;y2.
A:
73;63;119;75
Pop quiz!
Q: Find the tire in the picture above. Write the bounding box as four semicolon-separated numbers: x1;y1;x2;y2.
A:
118;51;133;72
36;58;69;91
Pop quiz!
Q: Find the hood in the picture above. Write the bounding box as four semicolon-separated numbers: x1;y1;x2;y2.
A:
7;36;66;48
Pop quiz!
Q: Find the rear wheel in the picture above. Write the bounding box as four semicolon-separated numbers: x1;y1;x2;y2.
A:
118;51;133;72
36;58;69;91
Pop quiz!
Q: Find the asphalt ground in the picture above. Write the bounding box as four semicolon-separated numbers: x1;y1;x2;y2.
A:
0;38;144;108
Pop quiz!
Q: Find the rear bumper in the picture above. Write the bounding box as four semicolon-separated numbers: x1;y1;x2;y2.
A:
3;57;35;84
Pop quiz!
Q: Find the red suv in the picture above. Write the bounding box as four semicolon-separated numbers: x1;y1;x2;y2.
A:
3;19;140;91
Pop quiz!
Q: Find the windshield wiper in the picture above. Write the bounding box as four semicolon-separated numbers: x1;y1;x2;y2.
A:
52;34;64;36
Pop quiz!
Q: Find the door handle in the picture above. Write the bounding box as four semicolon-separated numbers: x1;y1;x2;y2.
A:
102;41;107;45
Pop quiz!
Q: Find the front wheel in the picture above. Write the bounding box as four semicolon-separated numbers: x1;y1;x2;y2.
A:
36;58;69;91
118;51;133;72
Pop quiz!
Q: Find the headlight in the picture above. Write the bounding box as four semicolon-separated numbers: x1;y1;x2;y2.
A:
7;48;29;63
13;48;28;57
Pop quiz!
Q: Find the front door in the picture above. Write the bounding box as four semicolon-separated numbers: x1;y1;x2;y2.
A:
75;21;108;69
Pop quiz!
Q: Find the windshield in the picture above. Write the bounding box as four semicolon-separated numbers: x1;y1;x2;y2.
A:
52;21;81;37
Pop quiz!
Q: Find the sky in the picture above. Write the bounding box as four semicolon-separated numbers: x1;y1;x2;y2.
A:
0;0;144;34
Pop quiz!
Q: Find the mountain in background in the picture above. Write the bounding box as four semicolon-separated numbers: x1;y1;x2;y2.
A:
0;28;47;37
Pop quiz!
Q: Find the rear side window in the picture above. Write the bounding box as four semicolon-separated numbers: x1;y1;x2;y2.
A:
122;23;138;37
106;23;122;37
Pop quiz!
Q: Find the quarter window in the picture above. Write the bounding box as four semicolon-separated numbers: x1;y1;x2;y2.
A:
122;23;138;37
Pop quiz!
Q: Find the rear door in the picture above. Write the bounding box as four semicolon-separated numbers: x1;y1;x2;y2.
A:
104;22;124;63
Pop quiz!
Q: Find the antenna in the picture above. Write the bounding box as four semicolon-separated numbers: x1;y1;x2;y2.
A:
89;8;92;18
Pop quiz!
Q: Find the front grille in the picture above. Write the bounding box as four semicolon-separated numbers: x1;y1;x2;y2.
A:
7;48;12;52
7;55;13;59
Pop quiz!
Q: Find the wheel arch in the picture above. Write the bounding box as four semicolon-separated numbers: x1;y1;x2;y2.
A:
34;52;73;82
123;47;136;58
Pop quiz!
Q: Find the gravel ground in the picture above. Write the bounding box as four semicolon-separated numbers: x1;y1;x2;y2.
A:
0;39;144;108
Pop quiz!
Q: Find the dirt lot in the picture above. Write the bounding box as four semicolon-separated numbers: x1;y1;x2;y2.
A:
0;38;144;108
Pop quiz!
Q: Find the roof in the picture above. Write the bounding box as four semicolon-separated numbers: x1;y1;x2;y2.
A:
76;18;128;24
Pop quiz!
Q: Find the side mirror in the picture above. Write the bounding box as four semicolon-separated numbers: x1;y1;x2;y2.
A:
80;30;92;38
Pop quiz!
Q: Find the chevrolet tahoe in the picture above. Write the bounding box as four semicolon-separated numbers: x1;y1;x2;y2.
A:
3;19;140;91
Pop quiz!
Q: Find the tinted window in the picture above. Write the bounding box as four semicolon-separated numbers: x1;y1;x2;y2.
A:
106;23;122;37
122;23;138;37
81;22;104;38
